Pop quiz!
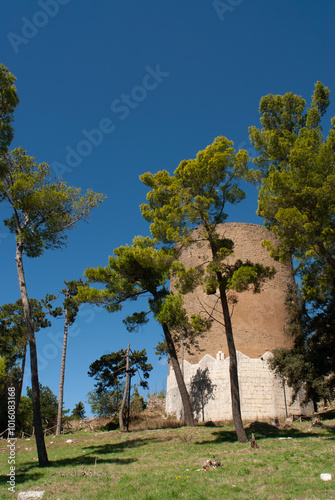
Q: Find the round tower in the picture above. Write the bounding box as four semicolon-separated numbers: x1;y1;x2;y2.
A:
174;222;294;361
166;223;313;422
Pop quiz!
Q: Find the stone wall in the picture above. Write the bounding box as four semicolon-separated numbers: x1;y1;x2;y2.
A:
166;351;313;421
146;396;166;416
166;223;312;421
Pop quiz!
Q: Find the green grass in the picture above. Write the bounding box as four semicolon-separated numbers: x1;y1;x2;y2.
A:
0;420;334;499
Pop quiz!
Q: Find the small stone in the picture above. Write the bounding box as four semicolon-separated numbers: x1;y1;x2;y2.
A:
320;473;332;481
18;491;45;500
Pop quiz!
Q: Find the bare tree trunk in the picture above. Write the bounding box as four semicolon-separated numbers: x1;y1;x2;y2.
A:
119;344;130;432
56;294;69;436
161;322;194;427
218;278;248;442
15;242;49;466
206;229;247;443
150;288;194;426
127;373;132;432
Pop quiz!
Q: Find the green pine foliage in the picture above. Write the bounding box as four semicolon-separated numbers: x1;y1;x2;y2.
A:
251;82;335;404
87;384;124;419
71;401;86;420
88;348;152;392
0;64;19;152
18;384;59;433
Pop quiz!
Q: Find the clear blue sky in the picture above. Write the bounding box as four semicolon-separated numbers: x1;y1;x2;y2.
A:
1;0;334;417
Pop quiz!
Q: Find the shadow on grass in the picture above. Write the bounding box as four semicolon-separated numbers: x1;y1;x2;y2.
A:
6;454;139;487
0;471;44;488
3;434;177;487
3;437;156;486
82;436;152;454
196;421;335;445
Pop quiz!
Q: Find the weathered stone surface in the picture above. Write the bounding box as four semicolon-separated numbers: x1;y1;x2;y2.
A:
145;396;166;416
18;492;45;500
166;350;313;421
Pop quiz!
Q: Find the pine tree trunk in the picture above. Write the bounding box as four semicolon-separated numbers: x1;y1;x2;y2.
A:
151;288;194;426
127;373;132;431
161;322;194;427
56;297;69;436
218;280;248;442
119;344;130;432
15;242;49;466
206;229;247;443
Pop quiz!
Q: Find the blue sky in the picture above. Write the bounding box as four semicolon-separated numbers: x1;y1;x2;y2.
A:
1;0;334;417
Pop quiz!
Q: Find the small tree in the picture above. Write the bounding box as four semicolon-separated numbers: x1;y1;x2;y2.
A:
87;384;124;418
17;395;33;435
88;346;152;431
0;298;54;432
26;384;59;431
71;401;86;420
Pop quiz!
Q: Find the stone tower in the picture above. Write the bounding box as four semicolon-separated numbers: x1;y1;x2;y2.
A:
166;223;313;422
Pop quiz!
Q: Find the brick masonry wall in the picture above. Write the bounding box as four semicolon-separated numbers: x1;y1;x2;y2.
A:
171;223;294;361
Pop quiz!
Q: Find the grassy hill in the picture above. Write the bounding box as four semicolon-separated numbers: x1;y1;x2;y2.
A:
0;419;334;499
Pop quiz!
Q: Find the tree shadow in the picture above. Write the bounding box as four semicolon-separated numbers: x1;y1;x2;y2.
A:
0;471;44;489
190;367;216;423
82;436;152;454
4;436;156;485
196;420;335;445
